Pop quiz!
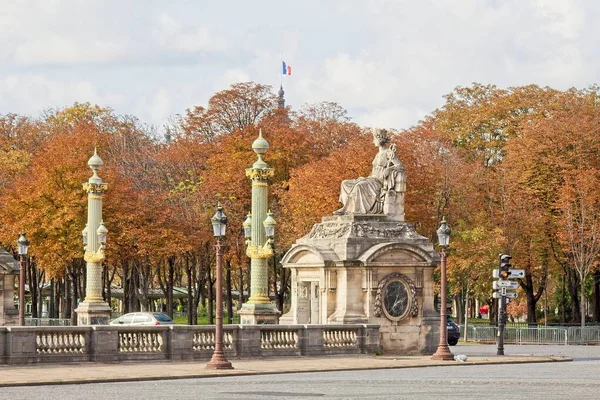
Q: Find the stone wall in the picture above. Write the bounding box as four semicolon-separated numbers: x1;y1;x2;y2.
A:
0;324;380;365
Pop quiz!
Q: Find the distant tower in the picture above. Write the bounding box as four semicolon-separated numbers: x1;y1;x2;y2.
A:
164;127;172;145
277;85;285;109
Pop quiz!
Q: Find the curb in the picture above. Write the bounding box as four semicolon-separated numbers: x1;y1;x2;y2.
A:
0;356;572;388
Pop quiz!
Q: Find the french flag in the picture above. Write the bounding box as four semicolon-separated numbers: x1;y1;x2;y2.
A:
282;61;292;75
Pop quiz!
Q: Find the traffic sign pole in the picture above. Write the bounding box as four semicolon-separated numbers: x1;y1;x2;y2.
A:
496;253;513;356
497;291;506;356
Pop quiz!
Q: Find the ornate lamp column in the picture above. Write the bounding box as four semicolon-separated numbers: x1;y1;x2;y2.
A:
75;149;111;325
17;233;30;326
432;217;454;360
238;129;281;325
206;204;233;369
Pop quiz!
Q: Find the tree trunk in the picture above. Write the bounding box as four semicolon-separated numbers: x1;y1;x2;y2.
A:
136;259;153;312
186;255;194;325
167;256;175;319
63;276;70;320
56;278;70;319
276;251;289;313
128;261;139;312
246;247;251;306
454;293;462;323
102;263;107;303
526;289;537;325
70;266;78;326
207;268;214;325
105;264;115;313
568;270;580;323
593;270;600;323
79;260;86;302
50;278;55;318
122;261;130;314
226;260;233;324
238;263;244;308
29;257;38;319
581;274;586;328
271;255;277;298
37;269;45;318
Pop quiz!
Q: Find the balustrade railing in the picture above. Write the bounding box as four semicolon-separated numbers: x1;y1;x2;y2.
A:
323;328;358;348
193;330;233;351
36;331;86;355
0;324;379;365
193;331;216;351
261;329;298;349
118;331;163;353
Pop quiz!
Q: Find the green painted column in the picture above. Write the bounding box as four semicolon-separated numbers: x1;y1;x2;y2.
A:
246;132;272;304
239;130;280;324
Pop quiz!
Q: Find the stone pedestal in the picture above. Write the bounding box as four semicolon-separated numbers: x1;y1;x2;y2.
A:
75;302;111;326
281;214;440;355
238;304;280;325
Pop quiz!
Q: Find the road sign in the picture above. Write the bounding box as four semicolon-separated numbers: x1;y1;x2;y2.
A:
508;269;525;278
493;281;519;290
493;269;525;279
493;292;518;299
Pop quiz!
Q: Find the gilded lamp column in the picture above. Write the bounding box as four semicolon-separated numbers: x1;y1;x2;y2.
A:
239;129;280;324
75;149;111;325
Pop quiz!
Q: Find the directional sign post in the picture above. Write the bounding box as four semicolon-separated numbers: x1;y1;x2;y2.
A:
508;269;525;279
493;269;525;279
493;254;522;356
493;281;519;290
493;291;518;299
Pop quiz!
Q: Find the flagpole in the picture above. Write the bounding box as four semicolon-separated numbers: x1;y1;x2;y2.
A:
280;54;283;87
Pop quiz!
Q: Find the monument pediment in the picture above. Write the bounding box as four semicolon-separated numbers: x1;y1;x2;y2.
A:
290;250;323;264
358;242;437;264
281;244;339;265
370;248;422;263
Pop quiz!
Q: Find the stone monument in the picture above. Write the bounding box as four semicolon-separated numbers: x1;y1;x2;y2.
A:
0;248;19;326
280;128;440;354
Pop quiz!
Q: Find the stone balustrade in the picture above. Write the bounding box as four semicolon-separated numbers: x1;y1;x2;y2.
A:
0;324;380;365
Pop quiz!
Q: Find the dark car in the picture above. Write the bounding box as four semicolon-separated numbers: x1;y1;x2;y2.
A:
447;317;460;346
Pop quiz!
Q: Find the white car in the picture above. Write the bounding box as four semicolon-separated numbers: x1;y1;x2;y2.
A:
109;312;174;326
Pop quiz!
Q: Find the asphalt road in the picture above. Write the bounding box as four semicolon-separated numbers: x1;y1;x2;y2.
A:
2;344;599;400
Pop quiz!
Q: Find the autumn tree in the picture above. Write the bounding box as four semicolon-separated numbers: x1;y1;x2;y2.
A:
175;82;277;142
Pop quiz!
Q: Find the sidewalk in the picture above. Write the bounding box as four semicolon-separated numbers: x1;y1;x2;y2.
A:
0;354;571;387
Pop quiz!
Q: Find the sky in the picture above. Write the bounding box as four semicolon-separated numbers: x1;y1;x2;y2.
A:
0;0;598;133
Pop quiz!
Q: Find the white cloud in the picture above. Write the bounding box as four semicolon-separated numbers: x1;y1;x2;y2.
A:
219;69;251;89
13;36;128;65
149;88;172;126
154;13;228;54
0;74;124;115
354;106;427;131
0;0;599;131
534;0;585;39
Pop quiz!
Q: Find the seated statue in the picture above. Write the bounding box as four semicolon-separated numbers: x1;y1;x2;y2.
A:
335;128;406;217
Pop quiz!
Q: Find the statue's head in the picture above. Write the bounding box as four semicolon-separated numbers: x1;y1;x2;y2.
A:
372;128;390;145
